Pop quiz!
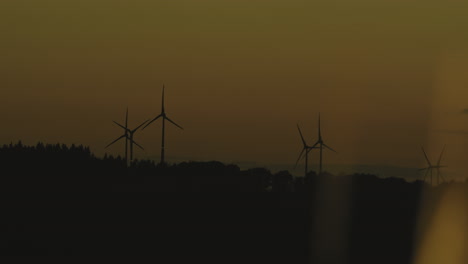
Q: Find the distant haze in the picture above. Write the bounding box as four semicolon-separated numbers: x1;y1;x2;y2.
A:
1;0;468;179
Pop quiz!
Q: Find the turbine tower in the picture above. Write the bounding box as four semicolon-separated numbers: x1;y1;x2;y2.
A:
105;107;129;164
420;146;447;185
142;85;183;166
295;124;316;177
310;113;337;175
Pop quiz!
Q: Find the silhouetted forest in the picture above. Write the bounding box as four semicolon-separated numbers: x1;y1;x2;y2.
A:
1;142;466;263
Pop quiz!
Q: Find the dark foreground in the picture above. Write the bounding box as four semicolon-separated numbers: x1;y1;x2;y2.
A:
0;142;460;263
0;183;428;264
1;194;311;262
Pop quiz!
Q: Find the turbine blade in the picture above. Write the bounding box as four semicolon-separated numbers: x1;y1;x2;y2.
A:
142;114;162;130
306;147;316;155
311;141;320;149
423;168;429;183
437;145;446;166
421;147;432;167
323;143;337;153
132;119;150;133
294;148;306;168
165;116;184;130
113;121;128;131
438;168;447;183
131;139;145;150
105;135;126;148
297;124;307;146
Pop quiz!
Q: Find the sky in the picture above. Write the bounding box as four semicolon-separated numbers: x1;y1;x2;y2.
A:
1;0;468;178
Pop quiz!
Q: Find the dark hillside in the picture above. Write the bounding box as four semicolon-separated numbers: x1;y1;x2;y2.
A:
0;142;462;264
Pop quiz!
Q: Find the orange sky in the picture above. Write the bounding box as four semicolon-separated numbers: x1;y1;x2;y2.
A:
1;0;468;178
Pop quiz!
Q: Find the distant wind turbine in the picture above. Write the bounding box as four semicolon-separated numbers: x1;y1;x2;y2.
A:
112;118;149;163
295;124;316;177
106;108;148;165
419;146;447;185
142;85;183;165
310;113;337;175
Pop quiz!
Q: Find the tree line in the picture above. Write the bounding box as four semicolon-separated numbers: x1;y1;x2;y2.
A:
0;141;462;193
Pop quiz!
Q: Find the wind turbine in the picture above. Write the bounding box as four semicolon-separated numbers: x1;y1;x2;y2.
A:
420;146;447;185
142;85;183;165
112;118;149;163
105;108;148;165
310;113;337;175
295;124;316;177
105;107;129;164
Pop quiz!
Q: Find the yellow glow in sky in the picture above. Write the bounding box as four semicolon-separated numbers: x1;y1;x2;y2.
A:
1;0;468;176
